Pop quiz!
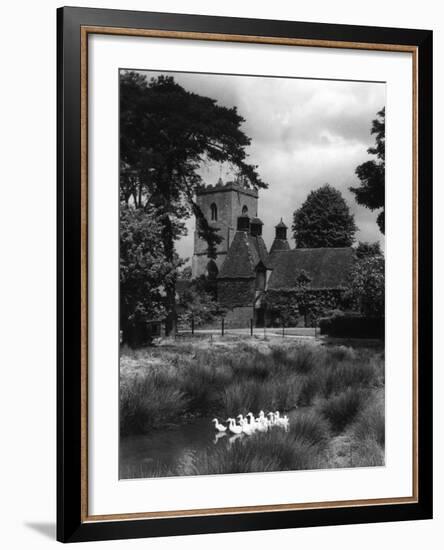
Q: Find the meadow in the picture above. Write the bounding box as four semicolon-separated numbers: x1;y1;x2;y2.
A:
120;337;385;477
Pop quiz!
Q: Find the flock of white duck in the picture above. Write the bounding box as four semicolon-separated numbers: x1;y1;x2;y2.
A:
211;410;289;444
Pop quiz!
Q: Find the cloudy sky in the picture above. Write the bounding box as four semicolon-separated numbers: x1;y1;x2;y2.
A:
135;70;385;263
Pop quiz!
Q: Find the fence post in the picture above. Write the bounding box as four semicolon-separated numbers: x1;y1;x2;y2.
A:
191;316;195;336
282;323;285;338
222;318;225;336
250;318;253;336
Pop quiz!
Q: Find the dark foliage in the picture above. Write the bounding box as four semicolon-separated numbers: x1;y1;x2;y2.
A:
120;72;266;333
292;184;357;248
350;108;385;234
319;313;384;339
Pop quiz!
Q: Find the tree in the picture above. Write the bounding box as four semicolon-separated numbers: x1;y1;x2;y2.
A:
120;205;177;345
120;72;266;334
350;107;385;234
292;184;357;248
355;241;382;259
347;254;385;316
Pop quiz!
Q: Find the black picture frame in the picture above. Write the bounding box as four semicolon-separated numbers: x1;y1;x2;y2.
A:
57;6;433;543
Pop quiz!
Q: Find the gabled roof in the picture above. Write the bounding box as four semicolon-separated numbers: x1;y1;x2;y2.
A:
268;247;355;290
218;231;269;278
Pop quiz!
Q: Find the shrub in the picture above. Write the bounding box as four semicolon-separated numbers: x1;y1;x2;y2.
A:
351;437;385;467
290;411;329;448
221;374;301;418
319;389;368;434
271;346;318;374
297;370;325;406
120;372;188;435
120;460;172;479
319;314;384;339
189;422;326;475
322;361;376;398
353;401;385;448
181;360;231;413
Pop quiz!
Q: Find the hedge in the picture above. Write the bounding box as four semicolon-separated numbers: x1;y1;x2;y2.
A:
319;313;384;339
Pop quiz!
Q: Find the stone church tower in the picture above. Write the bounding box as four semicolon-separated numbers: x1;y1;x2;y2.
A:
192;179;258;278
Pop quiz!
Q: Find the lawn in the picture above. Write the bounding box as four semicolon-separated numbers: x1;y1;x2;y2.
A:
120;336;385;477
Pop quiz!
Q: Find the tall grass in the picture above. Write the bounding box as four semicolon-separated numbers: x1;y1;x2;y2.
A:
319;389;369;434
120;372;188;435
188;412;329;475
120;341;384;440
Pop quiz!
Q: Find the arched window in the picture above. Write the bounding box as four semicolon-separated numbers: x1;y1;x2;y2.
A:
242;205;248;215
210;203;218;221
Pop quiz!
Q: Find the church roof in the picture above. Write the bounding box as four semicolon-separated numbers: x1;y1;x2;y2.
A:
218;231;269;278
268;247;355;290
269;238;290;259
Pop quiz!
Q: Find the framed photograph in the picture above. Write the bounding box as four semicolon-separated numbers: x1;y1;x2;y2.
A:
57;6;433;543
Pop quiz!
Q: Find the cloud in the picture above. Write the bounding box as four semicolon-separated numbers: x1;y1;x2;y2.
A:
134;69;385;261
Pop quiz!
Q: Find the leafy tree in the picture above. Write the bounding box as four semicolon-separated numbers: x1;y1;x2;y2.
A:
120;205;177;345
120;72;265;334
178;276;227;327
355;241;382;259
347;254;385;316
292;184;357;248
178;266;192;280
350;108;385;234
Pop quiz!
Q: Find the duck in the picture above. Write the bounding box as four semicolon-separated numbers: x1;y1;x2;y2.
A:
212;418;227;433
246;412;257;432
267;412;276;426
255;416;269;432
227;418;243;435
280;415;290;430
238;417;254;435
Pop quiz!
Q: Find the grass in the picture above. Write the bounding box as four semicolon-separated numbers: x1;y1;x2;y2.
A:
144;411;331;477
319;388;369;434
120;338;385;475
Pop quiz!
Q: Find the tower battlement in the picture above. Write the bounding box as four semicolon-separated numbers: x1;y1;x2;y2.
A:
196;181;258;199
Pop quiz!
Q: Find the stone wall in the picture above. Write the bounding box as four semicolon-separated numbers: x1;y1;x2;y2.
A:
224;306;255;328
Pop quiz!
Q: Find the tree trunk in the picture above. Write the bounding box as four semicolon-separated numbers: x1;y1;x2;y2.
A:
161;213;177;336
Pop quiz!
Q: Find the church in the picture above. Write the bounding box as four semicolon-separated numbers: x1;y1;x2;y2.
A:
192;179;354;328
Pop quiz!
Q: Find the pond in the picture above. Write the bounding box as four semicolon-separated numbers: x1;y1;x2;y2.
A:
119;410;301;479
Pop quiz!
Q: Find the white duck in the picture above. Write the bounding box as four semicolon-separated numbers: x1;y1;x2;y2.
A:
280;415;290;430
237;415;254;435
246;412;257;432
227;418;243;435
255;416;269;432
212;418;227;433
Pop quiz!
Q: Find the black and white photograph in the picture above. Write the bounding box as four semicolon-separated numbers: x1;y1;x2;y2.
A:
119;69;386;479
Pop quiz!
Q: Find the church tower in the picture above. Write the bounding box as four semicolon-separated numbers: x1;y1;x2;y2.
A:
192;178;258;278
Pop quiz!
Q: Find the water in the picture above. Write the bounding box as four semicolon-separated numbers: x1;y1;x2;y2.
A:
120;417;217;478
120;411;300;479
